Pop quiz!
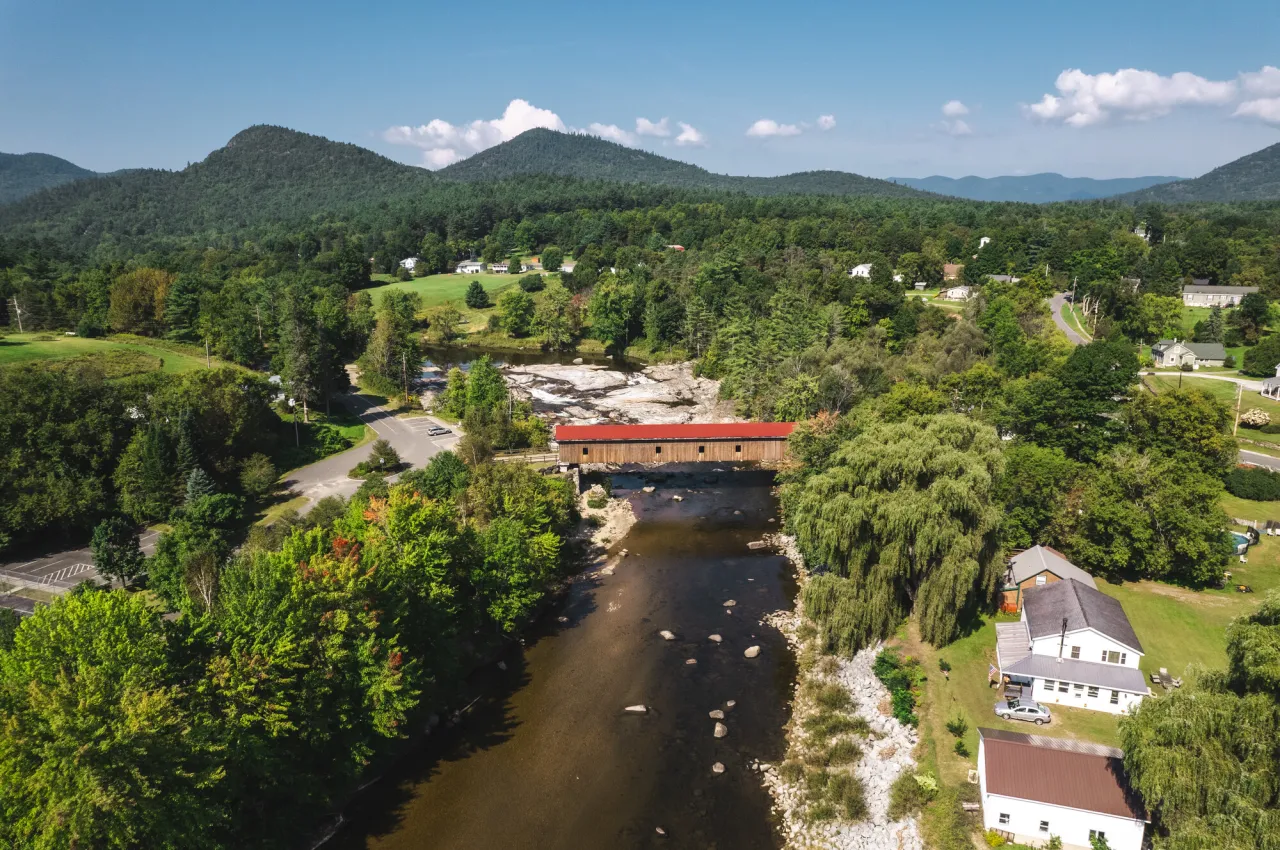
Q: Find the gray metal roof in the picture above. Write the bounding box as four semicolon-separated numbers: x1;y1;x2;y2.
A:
1150;340;1226;360
1003;653;1149;693
1007;545;1097;589
1182;284;1258;295
1023;579;1143;654
995;621;1031;669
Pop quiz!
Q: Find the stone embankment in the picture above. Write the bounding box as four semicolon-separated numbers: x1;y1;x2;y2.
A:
503;361;736;425
758;534;923;850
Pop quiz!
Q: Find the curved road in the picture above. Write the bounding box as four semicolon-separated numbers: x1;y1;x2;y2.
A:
1050;292;1091;345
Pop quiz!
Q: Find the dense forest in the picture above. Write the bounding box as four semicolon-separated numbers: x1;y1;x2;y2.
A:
3;127;1280;847
0;152;99;205
1121;140;1280;203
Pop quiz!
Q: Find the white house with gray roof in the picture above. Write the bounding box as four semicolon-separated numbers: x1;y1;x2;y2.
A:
1181;284;1258;307
996;579;1148;715
1150;339;1226;368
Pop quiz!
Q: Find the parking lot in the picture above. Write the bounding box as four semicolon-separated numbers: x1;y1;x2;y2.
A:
0;529;160;593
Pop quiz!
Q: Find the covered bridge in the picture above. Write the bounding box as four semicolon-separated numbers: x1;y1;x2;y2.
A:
555;422;796;464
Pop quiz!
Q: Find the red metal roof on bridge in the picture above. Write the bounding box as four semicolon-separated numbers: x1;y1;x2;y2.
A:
555;422;795;442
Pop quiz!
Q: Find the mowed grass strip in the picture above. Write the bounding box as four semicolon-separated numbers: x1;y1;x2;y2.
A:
0;333;223;373
367;272;518;309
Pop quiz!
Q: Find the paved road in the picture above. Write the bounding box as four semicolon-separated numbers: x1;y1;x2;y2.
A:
1240;450;1280;471
0;529;160;593
1050;292;1091;345
280;391;460;512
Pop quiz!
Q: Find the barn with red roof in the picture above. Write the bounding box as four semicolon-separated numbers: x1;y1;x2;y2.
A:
554;422;795;464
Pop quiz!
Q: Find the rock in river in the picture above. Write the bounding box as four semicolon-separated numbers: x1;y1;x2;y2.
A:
723;599;736;607
709;710;725;720
743;646;761;659
659;629;676;641
624;705;648;714
713;722;728;738
712;762;725;774
708;634;722;643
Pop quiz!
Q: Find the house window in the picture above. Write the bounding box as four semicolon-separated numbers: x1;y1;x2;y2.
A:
1043;679;1055;692
998;813;1010;825
655;446;661;455
1087;686;1100;698
735;444;742;453
1090;830;1107;843
1102;650;1126;665
1110;690;1120;705
582;447;589;456
1073;684;1084;698
1039;820;1050;833
1035;574;1047;586
1070;646;1081;659
1057;681;1068;693
698;445;705;454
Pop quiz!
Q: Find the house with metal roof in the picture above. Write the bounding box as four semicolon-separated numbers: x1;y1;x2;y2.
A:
1000;545;1096;613
1150;338;1226;368
1181;284;1258;307
996;579;1149;715
978;728;1148;850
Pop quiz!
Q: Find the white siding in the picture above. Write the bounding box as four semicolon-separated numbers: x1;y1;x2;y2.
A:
1027;677;1144;716
1026;627;1141;668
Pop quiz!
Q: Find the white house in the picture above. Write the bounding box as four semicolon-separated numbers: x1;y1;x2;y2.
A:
1263;363;1280;400
455;261;484;274
996;578;1148;715
1181;284;1258;307
940;285;972;301
849;263;873;278
1150;339;1226;368
987;274;1021;284
561;260;577;273
490;261;510;273
979;236;992;250
399;256;421;272
979;728;1148;850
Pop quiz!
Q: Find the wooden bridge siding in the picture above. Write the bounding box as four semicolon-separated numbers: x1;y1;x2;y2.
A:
558;439;787;464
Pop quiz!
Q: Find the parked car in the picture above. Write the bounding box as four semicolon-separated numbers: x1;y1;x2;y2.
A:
427;426;452;437
994;698;1052;725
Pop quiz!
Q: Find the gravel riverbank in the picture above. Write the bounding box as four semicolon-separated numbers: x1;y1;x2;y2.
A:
758;534;923;850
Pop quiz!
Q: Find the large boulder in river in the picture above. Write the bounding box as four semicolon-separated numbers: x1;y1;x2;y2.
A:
744;646;761;658
713;722;728;738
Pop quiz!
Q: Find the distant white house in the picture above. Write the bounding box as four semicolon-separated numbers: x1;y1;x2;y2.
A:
940;285;972;301
987;274;1021;284
979;728;1148;850
848;263;873;278
561;260;577;273
455;261;484;274
522;256;543;272
490;261;510;274
399;256;421;272
979;236;992;249
1182;284;1258;307
1150;339;1226;369
996;578;1148;716
1264;363;1280;400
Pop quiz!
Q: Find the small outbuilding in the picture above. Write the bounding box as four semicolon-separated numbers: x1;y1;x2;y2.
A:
978;728;1148;850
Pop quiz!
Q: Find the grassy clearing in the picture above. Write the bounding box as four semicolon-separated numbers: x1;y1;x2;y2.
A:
1177;306;1248;366
0;333;222;373
367;273;517;310
270;405;373;473
1062;302;1093;341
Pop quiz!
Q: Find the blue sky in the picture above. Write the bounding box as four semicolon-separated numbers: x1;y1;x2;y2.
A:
1;0;1278;178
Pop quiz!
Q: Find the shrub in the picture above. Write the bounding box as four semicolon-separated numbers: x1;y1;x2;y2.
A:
779;760;804;782
1180;362;1194;372
1047;836;1063;850
887;771;937;819
873;648;921;726
369;438;401;470
945;712;969;738
1223;354;1237;368
826;772;867;820
814;683;853;712
586;494;608;510
953;738;970;758
518;273;545;293
985;829;1007;847
238;453;277;500
1240;407;1271;428
824;738;861;766
803;710;869;740
1225;466;1280;501
938;658;951;673
464;279;489;308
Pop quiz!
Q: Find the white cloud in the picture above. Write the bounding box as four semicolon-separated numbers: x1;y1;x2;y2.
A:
1235;98;1280;125
1025;68;1237;126
944;119;973;136
587;122;638;146
674;122;707;147
1241;66;1280;96
636;116;671;137
941;100;969;118
383;98;568;168
817;114;836;130
746;118;802;137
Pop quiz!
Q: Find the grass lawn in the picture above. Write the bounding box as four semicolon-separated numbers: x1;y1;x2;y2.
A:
367;273;517;310
271;405;374;474
0;333;223;374
1177;305;1247;366
1063;302;1093;341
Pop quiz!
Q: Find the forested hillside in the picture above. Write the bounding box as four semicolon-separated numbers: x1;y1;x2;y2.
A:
438;128;931;198
0;152;98;205
892;172;1181;202
1121;141;1280;203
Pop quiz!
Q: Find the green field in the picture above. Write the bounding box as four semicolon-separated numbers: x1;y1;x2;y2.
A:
1063;302;1093;341
1177;305;1247;367
367;273;518;309
0;333;224;373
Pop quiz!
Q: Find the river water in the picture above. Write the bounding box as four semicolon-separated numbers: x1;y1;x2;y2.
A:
332;467;796;850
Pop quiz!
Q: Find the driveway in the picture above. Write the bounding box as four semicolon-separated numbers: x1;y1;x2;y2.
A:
1240;450;1280;471
1140;371;1264;392
1050;292;1091;345
279;391;460;512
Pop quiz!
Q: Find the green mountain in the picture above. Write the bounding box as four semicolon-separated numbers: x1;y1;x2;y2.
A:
0;125;438;244
438;128;930;198
890;172;1181;202
1119;142;1280;203
0;152;99;206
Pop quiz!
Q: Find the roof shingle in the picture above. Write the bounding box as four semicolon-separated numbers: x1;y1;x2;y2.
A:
1022;579;1142;654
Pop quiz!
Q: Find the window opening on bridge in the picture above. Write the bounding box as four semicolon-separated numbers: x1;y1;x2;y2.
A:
582;447;589;456
655;446;662;455
735;445;742;453
698;445;705;454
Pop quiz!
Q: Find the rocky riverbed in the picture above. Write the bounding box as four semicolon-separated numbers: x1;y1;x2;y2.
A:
759;534;924;850
503;361;736;425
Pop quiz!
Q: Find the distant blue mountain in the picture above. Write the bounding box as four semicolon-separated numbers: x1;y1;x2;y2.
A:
889;173;1182;203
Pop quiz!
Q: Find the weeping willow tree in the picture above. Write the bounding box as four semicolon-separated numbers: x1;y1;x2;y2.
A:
1119;592;1280;850
789;413;1004;653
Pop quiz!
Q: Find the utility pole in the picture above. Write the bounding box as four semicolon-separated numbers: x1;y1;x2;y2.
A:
204;339;211;367
1233;382;1243;436
401;351;409;408
255;304;263;344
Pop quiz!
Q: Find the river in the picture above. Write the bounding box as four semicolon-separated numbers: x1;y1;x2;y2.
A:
331;467;797;850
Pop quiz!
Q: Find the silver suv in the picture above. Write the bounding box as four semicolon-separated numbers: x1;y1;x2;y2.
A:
995;698;1052;725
